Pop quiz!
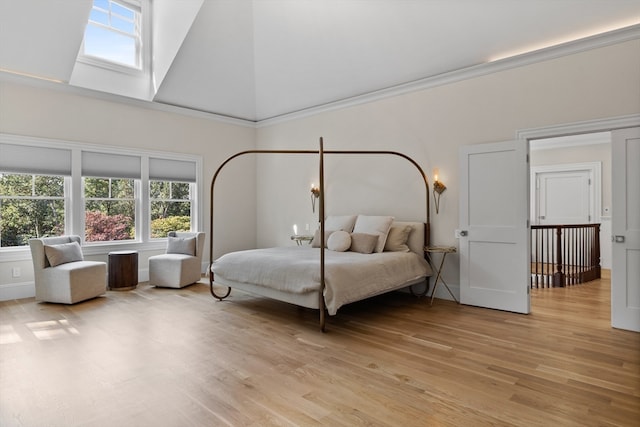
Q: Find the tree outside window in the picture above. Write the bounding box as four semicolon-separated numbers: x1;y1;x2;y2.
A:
150;180;192;237
84;177;135;242
0;173;66;247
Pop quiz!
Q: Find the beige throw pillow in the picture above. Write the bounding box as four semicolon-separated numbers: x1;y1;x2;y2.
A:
384;225;413;252
349;233;378;254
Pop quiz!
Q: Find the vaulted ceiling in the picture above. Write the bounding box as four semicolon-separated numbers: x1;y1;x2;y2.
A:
1;0;639;123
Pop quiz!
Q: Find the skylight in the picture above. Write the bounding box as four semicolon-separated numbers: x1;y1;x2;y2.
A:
81;0;142;70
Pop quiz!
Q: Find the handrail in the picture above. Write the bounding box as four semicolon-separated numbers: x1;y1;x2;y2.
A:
208;137;431;330
531;223;601;287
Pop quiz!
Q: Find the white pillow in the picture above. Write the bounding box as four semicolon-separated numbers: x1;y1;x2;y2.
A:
327;230;351;252
352;215;394;253
325;215;357;232
167;236;196;256
44;242;84;267
384;225;413;252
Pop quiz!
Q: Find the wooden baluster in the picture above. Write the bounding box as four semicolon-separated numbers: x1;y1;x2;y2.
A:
553;226;565;287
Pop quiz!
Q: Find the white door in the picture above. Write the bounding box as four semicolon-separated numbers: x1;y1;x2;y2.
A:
611;127;640;332
537;170;591;224
459;140;530;313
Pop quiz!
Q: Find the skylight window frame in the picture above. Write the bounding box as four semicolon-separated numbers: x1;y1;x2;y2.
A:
79;0;146;75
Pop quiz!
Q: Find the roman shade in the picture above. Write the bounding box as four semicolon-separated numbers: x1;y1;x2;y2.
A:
149;158;196;182
0;143;72;176
81;151;141;179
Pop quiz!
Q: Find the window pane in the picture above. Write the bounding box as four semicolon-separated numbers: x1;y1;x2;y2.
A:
34;176;64;197
0;199;65;246
85;201;135;242
89;9;108;25
84;24;137;67
150;202;191;238
84;177;109;198
171;182;190;200
112;16;135;34
0;174;32;196
85;177;136;242
150;181;168;199
111;178;134;198
112;2;135;20
150;179;192;238
94;0;109;10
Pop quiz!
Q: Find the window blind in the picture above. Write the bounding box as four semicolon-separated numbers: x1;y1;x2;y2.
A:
149;158;196;182
82;151;141;179
0;143;72;176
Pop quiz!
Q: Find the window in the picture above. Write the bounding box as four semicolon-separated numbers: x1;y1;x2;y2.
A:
84;177;136;242
82;151;141;243
82;0;142;69
0;174;67;247
0;136;201;252
148;157;197;238
150;181;193;238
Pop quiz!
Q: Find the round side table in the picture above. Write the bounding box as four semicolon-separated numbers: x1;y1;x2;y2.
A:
108;250;138;291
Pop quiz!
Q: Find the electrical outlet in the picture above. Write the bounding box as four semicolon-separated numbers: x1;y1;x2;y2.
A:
12;267;21;278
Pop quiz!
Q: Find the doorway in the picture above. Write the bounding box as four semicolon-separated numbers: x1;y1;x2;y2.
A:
529;133;610;269
517;115;640;331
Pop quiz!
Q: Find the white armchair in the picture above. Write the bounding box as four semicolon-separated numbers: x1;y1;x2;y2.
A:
148;231;205;288
29;235;107;304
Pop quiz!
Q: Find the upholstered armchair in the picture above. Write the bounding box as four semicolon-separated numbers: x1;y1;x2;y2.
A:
148;231;205;288
29;235;107;304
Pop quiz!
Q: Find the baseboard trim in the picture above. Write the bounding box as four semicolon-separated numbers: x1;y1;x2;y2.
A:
0;281;35;301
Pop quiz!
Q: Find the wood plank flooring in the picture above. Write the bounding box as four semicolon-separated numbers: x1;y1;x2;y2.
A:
1;275;638;426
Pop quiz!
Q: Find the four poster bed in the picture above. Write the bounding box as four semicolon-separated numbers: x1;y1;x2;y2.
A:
208;138;433;331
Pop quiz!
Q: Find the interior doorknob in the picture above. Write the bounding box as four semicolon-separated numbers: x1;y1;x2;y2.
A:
613;235;625;243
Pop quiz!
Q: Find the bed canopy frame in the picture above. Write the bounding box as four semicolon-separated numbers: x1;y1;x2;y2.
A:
208;137;431;331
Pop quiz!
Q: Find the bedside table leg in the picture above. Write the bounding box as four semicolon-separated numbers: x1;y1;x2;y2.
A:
430;252;459;305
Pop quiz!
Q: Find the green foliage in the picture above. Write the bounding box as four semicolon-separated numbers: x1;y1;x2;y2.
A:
151;216;191;238
1;175;191;246
0;174;65;246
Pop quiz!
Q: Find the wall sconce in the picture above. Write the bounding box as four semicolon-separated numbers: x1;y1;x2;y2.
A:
433;169;446;214
310;183;320;213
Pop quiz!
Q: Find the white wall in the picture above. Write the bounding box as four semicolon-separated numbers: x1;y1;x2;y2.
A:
255;39;640;296
0;79;257;300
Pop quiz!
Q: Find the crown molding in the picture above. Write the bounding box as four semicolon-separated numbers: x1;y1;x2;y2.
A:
257;24;640;127
517;114;640;141
3;24;638;129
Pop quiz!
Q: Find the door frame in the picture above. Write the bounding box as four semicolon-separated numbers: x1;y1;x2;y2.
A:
517;113;640;325
530;162;601;225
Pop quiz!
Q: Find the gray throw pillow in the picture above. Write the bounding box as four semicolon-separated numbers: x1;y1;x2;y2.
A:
44;242;84;267
167;236;196;256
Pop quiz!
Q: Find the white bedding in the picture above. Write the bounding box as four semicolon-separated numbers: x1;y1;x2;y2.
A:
211;246;432;315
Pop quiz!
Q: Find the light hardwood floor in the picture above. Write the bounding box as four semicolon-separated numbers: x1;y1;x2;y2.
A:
1;275;638;427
